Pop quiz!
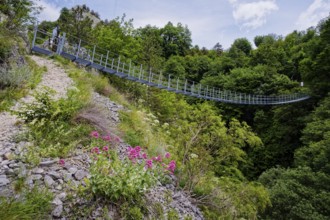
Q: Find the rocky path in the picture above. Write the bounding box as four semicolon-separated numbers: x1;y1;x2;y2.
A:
0;55;203;219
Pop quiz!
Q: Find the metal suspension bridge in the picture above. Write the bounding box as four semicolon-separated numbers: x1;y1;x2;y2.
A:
31;26;310;105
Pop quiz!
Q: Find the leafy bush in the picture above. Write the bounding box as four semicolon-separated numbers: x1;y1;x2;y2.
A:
89;131;176;220
14;88;91;160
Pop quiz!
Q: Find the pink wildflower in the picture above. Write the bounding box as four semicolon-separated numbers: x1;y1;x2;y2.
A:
102;134;112;142
127;146;140;160
91;147;100;154
102;146;109;152
167;160;176;174
114;136;121;143
90;131;99;138
59;159;65;166
142;153;148;159
135;146;141;152
145;159;153;169
165;152;171;159
154;155;162;162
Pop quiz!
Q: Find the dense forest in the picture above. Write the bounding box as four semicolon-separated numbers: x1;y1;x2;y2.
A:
1;1;330;219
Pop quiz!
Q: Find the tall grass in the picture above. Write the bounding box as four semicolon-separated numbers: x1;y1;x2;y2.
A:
0;187;53;220
0;57;45;111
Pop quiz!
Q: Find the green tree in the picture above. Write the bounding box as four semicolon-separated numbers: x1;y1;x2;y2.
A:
163;55;186;78
57;5;93;41
135;25;164;71
295;94;330;174
160;22;192;59
300;16;330;98
259;167;330;220
0;0;40;32
230;38;252;55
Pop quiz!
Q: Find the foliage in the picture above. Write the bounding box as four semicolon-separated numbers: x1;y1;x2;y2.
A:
0;0;40;32
160;22;192;59
58;6;93;42
0;187;53;220
295;94;330;173
259;166;330;220
90;149;156;202
230;38;252;55
89;131;176;220
13;88;91;160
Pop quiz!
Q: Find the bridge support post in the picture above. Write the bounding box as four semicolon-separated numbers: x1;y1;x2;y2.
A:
56;32;66;55
91;46;96;63
76;39;81;59
128;60;132;76
148;68;152;82
184;80;187;93
105;51;109;68
117;57;121;73
139;64;142;79
167;75;171;88
158;72;162;87
32;23;38;49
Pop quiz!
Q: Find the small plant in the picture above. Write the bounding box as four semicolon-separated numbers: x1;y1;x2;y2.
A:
152;202;165;220
167;208;179;220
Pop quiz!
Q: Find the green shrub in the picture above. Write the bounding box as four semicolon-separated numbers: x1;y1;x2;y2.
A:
122;205;144;220
167;208;179;220
90;150;156;202
14;88;92;160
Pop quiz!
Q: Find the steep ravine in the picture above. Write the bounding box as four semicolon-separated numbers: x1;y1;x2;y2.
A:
0;55;204;219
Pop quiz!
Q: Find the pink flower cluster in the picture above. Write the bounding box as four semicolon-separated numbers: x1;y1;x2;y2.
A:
127;146;141;161
167;160;176;174
126;147;176;174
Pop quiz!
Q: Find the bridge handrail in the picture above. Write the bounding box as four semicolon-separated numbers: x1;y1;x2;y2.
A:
31;27;310;105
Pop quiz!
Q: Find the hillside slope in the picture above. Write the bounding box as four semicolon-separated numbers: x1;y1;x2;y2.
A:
0;55;203;219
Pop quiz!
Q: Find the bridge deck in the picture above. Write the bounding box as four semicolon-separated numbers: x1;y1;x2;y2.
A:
31;29;310;106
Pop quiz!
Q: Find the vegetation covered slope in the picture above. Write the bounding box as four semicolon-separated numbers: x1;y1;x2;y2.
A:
1;1;330;219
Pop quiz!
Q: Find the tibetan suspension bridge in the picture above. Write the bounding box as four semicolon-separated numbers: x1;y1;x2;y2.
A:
31;26;310;105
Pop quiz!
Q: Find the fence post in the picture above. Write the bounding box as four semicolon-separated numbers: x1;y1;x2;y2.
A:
184;80;187;93
105;51;109;68
128;60;132;76
32;23;38;48
139;64;143;80
192;81;195;94
148;68;152;82
76;39;81;59
117;56;121;72
91;45;96;63
158;72;162;86
56;32;65;54
167;75;171;88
